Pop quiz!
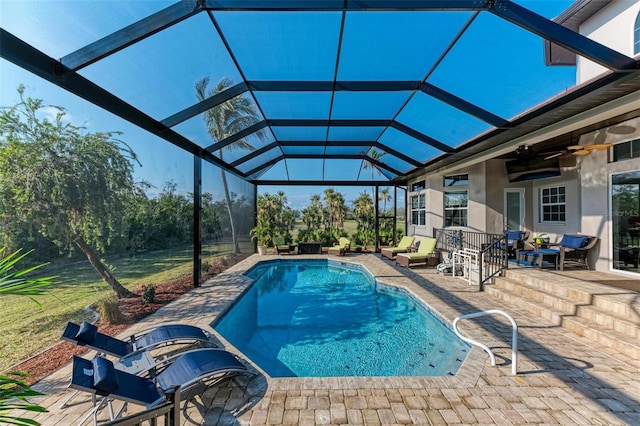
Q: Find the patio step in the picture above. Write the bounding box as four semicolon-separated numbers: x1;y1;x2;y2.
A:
501;269;639;319
486;271;640;359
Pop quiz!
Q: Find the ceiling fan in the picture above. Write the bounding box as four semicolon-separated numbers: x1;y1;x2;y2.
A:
543;124;636;160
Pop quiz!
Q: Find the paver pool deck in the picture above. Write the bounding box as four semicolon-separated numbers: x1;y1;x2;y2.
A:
23;253;640;425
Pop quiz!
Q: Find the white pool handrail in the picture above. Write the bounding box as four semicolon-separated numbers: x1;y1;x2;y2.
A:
452;309;518;375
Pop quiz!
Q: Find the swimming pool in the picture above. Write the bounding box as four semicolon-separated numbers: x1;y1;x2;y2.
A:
212;259;469;377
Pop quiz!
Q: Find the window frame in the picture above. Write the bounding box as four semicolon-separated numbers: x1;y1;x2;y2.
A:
444;190;468;227
410;193;426;226
634;11;640;55
539;185;566;224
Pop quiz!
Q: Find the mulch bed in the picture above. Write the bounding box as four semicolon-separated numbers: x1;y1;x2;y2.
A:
11;254;250;386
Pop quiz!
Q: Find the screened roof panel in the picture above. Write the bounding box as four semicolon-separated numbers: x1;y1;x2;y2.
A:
325;145;370;156
78;13;242;120
331;92;411;120
172;93;268;151
359;164;395;182
396;92;493;147
254;92;332;119
378;127;443;161
235;148;282;174
213;11;341;80
217;133;276;164
373;152;416;175
0;1;171;59
4;1;638;186
324;159;366;181
271;126;328;141
337;11;473;80
281;146;325;156
284;159;324;181
427;11;576;119
328;126;385;141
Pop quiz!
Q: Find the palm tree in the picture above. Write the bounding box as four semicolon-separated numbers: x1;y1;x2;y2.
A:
362;147;387;195
380;187;391;214
196;77;267;254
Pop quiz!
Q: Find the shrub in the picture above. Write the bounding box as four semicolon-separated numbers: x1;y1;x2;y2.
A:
141;284;156;304
97;296;124;324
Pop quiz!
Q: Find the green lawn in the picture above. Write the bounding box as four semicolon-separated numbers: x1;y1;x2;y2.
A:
0;246;235;371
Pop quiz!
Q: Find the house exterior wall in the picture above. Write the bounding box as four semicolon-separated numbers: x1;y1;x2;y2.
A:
577;0;640;83
579;116;640;272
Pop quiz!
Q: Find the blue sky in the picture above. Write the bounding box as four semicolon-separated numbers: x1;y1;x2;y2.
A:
1;0;576;210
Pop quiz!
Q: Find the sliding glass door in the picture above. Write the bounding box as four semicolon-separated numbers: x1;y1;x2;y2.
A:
611;170;640;274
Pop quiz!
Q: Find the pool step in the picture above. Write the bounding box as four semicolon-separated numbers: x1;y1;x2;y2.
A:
487;270;639;359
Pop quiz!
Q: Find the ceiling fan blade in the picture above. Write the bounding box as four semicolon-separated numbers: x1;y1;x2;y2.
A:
567;145;584;150
590;143;613;150
608;125;635;135
572;149;591;156
594;130;607;144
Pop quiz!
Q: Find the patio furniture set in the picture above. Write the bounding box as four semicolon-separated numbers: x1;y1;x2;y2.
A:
380;231;598;272
60;321;252;424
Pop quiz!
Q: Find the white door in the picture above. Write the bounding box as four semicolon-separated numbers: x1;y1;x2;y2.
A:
504;189;525;230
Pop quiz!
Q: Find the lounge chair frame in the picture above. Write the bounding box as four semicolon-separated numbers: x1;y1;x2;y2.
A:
69;348;250;425
62;321;217;360
380;236;415;260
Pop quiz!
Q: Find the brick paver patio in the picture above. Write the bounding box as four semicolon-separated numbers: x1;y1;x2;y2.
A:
21;253;640;425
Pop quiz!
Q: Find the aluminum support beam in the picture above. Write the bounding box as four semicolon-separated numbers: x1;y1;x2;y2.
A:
61;2;204;71
490;0;636;71
162;82;249;128
203;0;489;11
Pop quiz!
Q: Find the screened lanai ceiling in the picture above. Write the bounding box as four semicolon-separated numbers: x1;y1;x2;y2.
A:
2;0;639;185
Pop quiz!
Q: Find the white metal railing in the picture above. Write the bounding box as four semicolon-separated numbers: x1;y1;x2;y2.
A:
453;309;518;375
451;248;480;286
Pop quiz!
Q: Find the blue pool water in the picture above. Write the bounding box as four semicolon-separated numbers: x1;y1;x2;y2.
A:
213;259;469;377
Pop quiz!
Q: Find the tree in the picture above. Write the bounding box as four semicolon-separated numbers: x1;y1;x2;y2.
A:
196;77;267;254
362;147;387;194
0;86;137;298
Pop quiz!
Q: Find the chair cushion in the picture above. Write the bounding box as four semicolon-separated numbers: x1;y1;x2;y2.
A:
76;321;98;344
561;235;588;249
504;230;522;242
92;356;119;394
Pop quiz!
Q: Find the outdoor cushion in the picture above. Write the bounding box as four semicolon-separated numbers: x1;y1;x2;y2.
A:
92;356;119;394
561;235;588;249
76;321;98;344
504;230;522;242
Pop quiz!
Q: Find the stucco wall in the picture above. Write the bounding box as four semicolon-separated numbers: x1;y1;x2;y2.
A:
577;0;640;83
579;116;640;272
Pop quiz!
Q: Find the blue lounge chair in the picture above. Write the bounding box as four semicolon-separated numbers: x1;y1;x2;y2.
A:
70;348;249;424
62;321;216;359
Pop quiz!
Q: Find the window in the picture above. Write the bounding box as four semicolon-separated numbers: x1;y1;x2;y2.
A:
635;12;640;55
444;174;468;187
410;194;426;226
411;180;425;192
444;191;468;226
540;186;566;223
612;138;640;162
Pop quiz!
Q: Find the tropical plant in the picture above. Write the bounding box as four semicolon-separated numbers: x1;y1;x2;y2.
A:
0;86;138;298
0;248;55;307
0;248;50;424
196;77;267;254
0;372;47;426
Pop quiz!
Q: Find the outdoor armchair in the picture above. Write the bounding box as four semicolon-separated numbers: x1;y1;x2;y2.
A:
273;236;295;255
557;234;598;270
328;237;351;256
395;237;437;268
380;236;415;260
503;229;530;259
